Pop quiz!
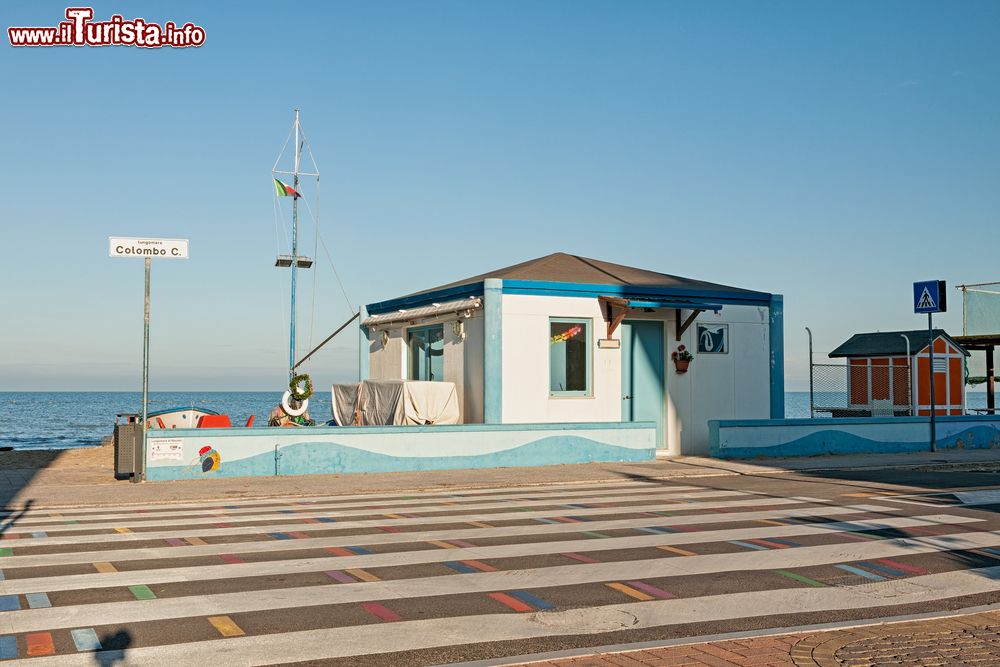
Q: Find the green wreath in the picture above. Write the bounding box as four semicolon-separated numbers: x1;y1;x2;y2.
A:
290;373;313;401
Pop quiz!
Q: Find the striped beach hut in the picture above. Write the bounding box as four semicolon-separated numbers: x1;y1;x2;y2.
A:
829;330;969;416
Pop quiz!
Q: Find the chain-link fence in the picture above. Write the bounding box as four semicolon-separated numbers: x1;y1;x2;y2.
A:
810;362;913;418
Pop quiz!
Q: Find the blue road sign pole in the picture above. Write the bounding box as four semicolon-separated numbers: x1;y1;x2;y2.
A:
927;313;936;453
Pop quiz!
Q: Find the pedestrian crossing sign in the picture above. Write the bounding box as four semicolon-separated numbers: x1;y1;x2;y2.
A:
914;280;946;314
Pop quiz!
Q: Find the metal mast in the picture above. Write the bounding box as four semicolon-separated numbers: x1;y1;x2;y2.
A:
289;109;301;382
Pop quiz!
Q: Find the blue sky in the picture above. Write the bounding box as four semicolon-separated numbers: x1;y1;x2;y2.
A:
1;1;997;392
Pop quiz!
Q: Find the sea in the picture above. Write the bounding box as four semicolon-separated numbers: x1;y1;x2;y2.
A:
0;391;992;451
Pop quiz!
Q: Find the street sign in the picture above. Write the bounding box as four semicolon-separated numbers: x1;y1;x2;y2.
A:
109;237;189;259
108;236;189;483
913;280;946;314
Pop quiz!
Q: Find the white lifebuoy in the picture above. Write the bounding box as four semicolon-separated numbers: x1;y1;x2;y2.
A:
282;390;309;417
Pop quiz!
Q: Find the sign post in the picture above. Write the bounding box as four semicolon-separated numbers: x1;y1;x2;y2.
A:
109;237;189;482
913;280;947;452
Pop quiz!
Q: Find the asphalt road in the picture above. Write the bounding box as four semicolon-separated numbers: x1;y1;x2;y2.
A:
2;466;1000;665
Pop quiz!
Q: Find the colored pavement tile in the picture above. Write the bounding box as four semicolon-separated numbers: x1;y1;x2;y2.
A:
26;632;55;657
25;593;51;609
208;615;245;638
129;585;157;600
0;596;19;611
70;628;102;652
361;602;401;622
0;636;15;660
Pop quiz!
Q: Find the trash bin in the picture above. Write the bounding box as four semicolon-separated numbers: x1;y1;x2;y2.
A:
113;414;141;480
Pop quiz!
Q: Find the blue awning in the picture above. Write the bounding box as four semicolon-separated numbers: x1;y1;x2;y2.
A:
622;298;722;312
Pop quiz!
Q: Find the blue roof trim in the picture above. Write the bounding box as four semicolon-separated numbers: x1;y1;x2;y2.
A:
502;280;773;306
625;299;723;312
365;279;774;313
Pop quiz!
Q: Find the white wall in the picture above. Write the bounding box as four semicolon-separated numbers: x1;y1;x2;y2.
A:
500;295;770;456
501;295;622;425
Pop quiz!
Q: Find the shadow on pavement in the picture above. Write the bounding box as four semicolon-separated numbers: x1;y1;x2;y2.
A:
94;630;133;665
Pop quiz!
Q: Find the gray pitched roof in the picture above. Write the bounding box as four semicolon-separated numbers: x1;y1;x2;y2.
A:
828;330;969;358
403;252;765;299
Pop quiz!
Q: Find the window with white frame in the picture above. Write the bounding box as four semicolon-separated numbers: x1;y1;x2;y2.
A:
408;324;444;381
549;318;591;396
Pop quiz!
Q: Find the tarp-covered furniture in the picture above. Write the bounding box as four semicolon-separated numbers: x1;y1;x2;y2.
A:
332;380;461;426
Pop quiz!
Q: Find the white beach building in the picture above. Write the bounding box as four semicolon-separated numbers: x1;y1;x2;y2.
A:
361;253;784;456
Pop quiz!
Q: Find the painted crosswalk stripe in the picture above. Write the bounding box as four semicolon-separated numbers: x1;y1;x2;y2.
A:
0;596;19;611
345;568;379;582
22;500;879;553
0;570;4;581
3;516;971;599
208;615;245;637
774;570;826;587
488;592;534;612
657;545;697;557
361;602;401;622
70;628;102;652
0;483;707;520
856;561;909;578
746;538;794;550
185;537;207;546
325;570;357;584
93;562;117;573
25;593;51;609
218;553;244;564
467;521;493;528
0;491;781;533
326;547;355;557
26;631;55;656
0;548;12;557
625;580;674;599
835;564;886;581
429;540;459;549
0;499;896;546
874;558;927;575
444;561;476;574
462;560;497;572
607;582;654;601
729;540;769;551
580;531;610;539
562;552;600;564
164;538;185;547
129;585;157;600
32;531;47;538
114;527;131;534
509;590;554;610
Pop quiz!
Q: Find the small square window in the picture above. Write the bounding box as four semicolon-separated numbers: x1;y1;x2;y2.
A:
550;318;591;396
408;324;444;381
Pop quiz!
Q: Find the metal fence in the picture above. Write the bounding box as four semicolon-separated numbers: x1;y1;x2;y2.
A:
810;362;913;418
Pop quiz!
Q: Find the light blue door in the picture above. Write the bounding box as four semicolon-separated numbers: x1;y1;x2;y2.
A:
621;321;665;447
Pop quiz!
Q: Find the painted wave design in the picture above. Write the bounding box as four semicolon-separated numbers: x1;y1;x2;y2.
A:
715;424;1000;459
146;435;654;481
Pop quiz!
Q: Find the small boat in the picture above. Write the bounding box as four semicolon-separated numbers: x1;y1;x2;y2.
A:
147;406;221;429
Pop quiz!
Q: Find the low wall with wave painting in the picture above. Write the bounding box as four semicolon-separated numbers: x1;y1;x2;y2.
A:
143;422;656;481
709;415;1000;459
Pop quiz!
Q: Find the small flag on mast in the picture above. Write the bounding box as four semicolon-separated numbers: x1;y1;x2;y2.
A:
273;178;301;198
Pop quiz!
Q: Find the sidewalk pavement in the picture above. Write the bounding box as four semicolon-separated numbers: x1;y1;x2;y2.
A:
3;444;1000;508
506;609;1000;667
